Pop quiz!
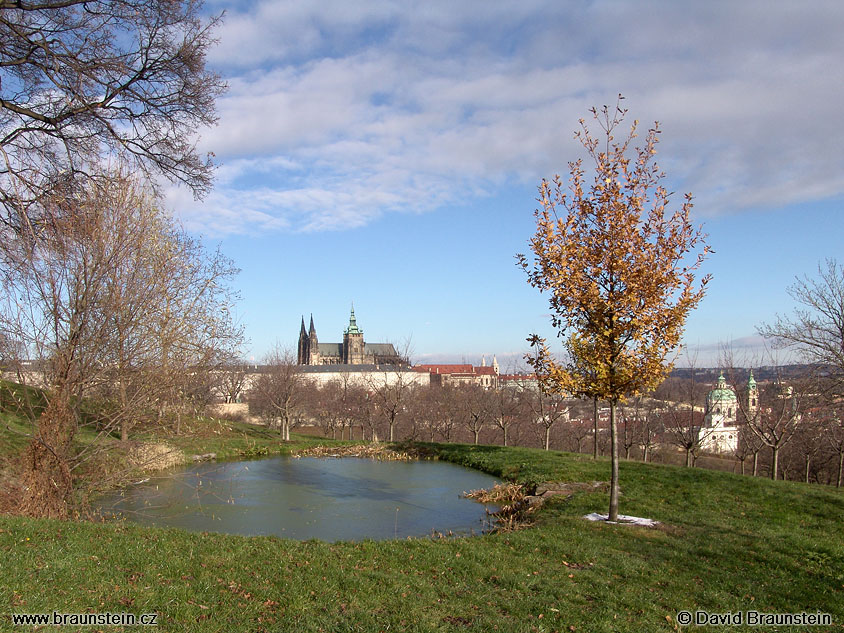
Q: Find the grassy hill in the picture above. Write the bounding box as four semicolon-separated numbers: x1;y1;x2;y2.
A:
2;440;842;632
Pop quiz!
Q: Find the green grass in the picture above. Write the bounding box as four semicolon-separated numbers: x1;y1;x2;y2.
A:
2;442;842;632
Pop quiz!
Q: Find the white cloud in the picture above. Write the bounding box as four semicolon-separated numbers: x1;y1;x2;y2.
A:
175;0;844;234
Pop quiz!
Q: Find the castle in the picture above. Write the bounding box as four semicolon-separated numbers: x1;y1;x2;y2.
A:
297;306;403;366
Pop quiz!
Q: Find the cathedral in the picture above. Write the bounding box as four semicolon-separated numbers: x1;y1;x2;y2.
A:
297;306;403;366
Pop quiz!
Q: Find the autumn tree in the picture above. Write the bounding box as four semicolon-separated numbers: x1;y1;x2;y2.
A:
518;97;710;521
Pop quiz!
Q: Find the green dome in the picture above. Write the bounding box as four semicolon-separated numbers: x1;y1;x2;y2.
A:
707;372;737;407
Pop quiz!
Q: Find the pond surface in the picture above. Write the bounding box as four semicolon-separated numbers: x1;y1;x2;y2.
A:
97;456;500;541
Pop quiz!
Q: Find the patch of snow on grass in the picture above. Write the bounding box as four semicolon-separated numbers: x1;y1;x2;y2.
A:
583;513;660;527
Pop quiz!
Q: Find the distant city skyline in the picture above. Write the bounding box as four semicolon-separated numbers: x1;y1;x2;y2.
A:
168;1;844;367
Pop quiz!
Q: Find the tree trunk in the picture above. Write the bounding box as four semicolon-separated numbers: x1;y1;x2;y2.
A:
805;456;811;483
544;426;551;451
502;425;508;447
608;401;619;522
685;448;692;468
739;458;745;476
771;446;779;481
753;452;759;477
838;452;843;488
593;397;599;459
389;419;394;442
642;445;649;462
19;389;75;519
473;429;479;445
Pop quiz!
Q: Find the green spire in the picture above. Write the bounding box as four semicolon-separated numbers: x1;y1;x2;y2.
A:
747;369;756;389
345;303;362;335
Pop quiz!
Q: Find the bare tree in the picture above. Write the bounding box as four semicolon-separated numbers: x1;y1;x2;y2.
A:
759;259;844;388
0;0;224;225
733;424;764;476
491;385;521;447
729;361;807;481
458;385;491;445
1;174;241;517
526;389;568;451
219;362;249;404
657;374;710;468
821;401;844;487
249;347;303;441
367;368;416;443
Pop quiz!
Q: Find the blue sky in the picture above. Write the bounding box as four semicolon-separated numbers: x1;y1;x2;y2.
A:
166;1;844;367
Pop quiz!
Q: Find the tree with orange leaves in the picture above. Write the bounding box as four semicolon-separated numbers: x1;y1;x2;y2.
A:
518;96;711;521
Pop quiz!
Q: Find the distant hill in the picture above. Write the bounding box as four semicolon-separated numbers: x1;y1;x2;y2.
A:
669;364;835;382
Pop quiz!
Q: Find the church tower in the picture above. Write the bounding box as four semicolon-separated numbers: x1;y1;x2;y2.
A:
297;316;309;364
308;314;321;365
746;369;758;420
342;304;365;364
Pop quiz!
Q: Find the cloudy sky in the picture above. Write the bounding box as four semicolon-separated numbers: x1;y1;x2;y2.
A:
169;0;844;367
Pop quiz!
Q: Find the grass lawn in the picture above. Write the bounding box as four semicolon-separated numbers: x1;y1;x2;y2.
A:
1;441;842;632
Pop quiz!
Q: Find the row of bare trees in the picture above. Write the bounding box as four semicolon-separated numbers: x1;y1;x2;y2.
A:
243;349;844;488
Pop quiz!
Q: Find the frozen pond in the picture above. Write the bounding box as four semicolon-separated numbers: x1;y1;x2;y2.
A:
97;456;500;541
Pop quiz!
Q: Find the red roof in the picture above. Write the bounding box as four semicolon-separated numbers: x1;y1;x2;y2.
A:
474;366;497;376
413;364;474;375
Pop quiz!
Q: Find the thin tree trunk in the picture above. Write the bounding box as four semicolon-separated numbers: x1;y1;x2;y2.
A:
608;401;619;522
771;446;779;481
805;457;811;483
503;425;508;447
544;426;551;451
838;452;843;488
473;429;479;444
593;397;599;459
753;452;759;477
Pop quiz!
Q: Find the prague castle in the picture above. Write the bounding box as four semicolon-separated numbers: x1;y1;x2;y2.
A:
297;306;403;366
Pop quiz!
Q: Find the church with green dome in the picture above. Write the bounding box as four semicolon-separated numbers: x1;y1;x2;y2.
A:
699;371;757;454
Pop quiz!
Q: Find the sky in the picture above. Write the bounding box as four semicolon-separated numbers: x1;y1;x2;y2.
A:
165;0;844;368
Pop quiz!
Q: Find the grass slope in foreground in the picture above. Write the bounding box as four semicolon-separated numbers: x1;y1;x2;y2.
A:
1;444;843;632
